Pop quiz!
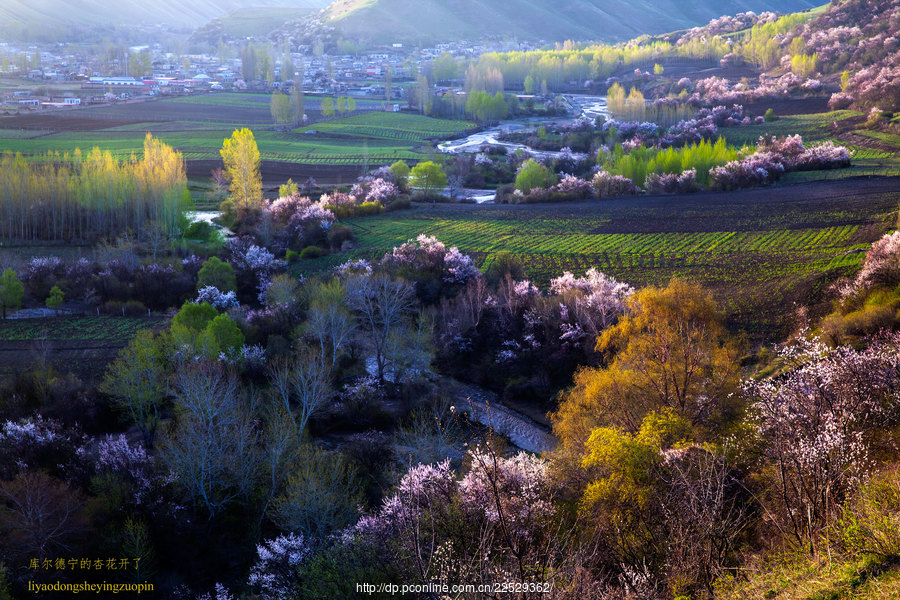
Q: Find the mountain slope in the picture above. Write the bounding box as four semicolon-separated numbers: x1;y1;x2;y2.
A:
322;0;820;43
0;0;329;29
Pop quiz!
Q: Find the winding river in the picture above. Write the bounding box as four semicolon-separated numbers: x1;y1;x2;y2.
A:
439;94;608;203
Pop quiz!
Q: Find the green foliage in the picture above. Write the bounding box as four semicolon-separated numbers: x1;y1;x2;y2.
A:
790;52;818;78
202;314;245;356
390;160;410;190
764;108;777;122
99;329;169;447
603;138;741;187
120;518;157;583
524;74;536;94
0;268;24;319
279;178;299;198
286;249;300;263
433;51;459;81
172;301;218;333
581;409;691;512
465;90;508;122
300;246;326;259
270;92;293;127
653;63;664;75
0;134;188;242
46;285;64;312
321;97;335;119
265;273;302;306
197;256;237;292
409;161;448;201
606;83;646;121
515;158;558;193
838;466;900;559
485;250;525;283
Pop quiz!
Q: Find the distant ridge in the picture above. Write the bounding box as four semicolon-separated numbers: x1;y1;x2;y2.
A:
321;0;820;43
0;0;329;30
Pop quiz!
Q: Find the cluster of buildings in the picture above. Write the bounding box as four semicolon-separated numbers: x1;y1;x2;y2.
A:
0;35;541;113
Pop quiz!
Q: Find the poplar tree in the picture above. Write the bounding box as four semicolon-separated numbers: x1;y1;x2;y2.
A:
220;128;263;211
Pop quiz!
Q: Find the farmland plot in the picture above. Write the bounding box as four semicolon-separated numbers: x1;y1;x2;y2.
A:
308;177;900;338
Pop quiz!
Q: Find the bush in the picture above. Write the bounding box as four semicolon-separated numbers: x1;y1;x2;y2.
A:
300;246;326;259
184;221;214;240
591;171;638;197
197;257;237;293
822;304;897;345
385;197;411;211
838;466;900;559
327;225;354;249
764;108;777;122
285;249;299;263
101;300;147;317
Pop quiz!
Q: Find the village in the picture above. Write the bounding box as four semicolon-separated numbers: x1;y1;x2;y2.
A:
0;36;543;113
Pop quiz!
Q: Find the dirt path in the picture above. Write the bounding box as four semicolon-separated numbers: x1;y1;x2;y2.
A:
443;378;557;455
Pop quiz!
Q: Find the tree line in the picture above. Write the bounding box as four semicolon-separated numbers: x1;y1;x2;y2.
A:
0;134;189;243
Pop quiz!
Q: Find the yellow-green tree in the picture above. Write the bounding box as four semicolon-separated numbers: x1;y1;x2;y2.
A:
409;161;447;203
551;279;741;472
320;97;335;119
99;330;169;447
270;92;293;128
220;128;262;211
0;269;24;319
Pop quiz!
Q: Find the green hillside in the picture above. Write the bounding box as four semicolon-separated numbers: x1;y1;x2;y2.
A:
322;0;820;43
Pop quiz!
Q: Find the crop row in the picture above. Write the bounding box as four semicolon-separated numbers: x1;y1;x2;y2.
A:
0;316;151;342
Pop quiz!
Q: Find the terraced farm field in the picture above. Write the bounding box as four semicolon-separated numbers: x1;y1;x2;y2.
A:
305;177;900;338
0;315;163;378
295;112;478;143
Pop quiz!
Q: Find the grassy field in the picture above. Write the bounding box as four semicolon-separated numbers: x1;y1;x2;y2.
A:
295;112;478;143
298;177;900;339
0;95;475;168
0;128;423;165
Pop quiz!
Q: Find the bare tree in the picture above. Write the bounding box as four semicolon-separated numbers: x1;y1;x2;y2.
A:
0;472;86;560
345;274;415;382
258;404;300;532
266;353;332;434
304;301;356;371
659;445;749;598
140;220;168;263
385;311;434;384
160;363;260;519
271;444;362;537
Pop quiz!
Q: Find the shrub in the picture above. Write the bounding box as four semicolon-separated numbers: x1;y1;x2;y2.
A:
764;108;777;122
197;257;237;293
838;466;900;559
285;249;299;263
327;225;354;249
300;246;325;259
101;300;147;317
591;171;638;197
386;198;411;211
